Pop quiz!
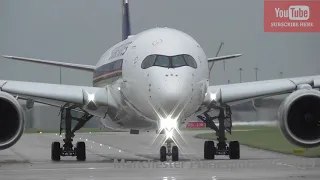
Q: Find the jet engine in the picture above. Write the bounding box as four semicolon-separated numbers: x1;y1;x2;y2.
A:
278;89;320;148
0;91;24;150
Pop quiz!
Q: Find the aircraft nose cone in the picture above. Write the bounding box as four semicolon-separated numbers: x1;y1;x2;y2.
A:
150;76;191;118
160;82;182;114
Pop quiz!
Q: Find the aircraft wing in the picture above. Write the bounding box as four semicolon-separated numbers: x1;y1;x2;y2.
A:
0;80;109;110
207;54;242;62
203;75;320;106
2;55;95;72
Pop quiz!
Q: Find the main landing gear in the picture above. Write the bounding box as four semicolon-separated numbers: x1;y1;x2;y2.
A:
51;104;93;161
197;104;240;160
160;137;179;162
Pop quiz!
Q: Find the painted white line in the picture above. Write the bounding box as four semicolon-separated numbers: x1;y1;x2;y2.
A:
0;167;113;172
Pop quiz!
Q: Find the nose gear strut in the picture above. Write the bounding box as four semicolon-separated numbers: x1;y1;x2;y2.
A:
159;135;179;162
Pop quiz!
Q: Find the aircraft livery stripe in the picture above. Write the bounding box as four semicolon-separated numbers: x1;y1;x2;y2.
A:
93;59;123;83
94;69;122;80
93;70;122;82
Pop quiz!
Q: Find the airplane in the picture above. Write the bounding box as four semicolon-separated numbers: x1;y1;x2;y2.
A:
1;0;320;162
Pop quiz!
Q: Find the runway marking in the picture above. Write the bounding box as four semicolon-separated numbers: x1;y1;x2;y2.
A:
76;135;156;161
275;162;306;170
0;166;112;172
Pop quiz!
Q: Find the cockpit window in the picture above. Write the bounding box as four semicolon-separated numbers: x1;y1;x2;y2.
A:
183;55;197;68
141;55;156;69
172;55;187;68
141;54;197;69
154;55;170;68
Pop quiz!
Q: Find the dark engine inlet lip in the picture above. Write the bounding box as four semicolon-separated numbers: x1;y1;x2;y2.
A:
279;89;320;148
0;92;24;150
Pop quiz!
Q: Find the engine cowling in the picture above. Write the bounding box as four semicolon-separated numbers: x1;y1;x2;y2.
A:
278;89;320;148
0;91;24;150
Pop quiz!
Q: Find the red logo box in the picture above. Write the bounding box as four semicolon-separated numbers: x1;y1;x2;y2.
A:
186;122;206;128
264;0;320;32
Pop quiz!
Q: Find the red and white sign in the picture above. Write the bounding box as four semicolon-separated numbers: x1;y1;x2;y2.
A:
264;0;320;32
186;122;206;128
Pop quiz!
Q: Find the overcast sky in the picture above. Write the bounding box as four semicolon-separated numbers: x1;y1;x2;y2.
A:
0;0;319;86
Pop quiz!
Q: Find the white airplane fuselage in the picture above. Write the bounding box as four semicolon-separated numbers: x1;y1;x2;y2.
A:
86;28;209;130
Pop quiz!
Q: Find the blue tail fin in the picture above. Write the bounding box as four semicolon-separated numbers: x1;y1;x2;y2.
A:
122;0;131;40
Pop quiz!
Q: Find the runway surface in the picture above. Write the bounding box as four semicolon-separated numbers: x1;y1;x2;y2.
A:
0;130;319;180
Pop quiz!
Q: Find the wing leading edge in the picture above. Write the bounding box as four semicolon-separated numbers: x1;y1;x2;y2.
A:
2;55;95;72
207;54;242;62
0;80;109;109
203;75;320;106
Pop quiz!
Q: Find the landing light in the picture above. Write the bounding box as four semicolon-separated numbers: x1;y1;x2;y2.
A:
160;116;178;139
160;116;178;131
210;93;216;101
88;93;95;102
165;130;173;138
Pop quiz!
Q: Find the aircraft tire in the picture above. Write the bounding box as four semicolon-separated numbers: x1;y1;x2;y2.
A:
172;146;179;161
229;141;240;159
204;141;215;159
76;141;86;161
51;141;61;161
160;146;167;162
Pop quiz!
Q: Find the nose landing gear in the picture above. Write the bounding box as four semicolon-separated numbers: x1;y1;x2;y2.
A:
160;137;179;162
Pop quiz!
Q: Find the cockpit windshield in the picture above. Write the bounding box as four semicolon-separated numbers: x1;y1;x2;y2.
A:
154;55;170;68
141;54;197;69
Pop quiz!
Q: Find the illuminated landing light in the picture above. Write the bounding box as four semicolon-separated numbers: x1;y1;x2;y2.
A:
160;116;178;131
210;93;216;101
159;115;180;140
87;93;95;102
84;91;98;110
165;130;173;139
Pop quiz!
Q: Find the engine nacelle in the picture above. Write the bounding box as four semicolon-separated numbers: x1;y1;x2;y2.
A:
0;92;24;150
278;89;320;148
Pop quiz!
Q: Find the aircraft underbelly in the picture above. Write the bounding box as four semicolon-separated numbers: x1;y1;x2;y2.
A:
94;80;157;130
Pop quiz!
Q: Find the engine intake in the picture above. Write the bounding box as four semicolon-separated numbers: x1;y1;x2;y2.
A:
0;92;24;150
279;89;320;148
